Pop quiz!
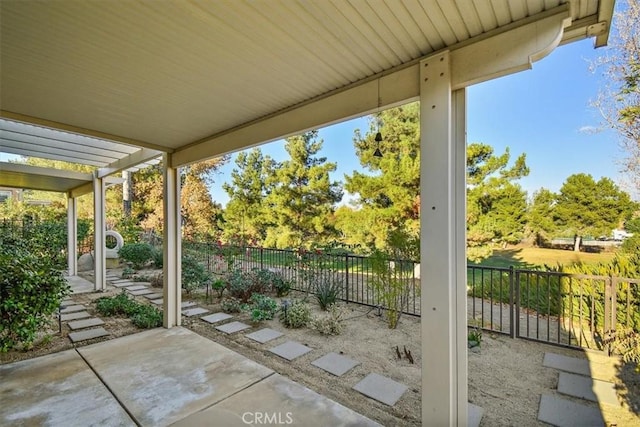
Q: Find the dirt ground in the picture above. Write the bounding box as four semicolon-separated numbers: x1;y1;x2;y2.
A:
2;274;639;426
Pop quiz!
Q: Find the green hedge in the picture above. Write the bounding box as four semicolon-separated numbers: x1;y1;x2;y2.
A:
0;236;70;351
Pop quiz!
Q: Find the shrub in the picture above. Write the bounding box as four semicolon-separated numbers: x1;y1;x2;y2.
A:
468;325;482;348
95;292;162;329
130;305;163;328
309;304;345;335
249;294;278;323
314;274;342;310
0;237;70;351
182;254;210;294
253;269;290;297
121;266;135;279
119;243;155;269
226;269;264;302
221;297;244;313
369;250;413;329
212;278;226;298
279;300;311;328
96;292;138;316
152;246;163;268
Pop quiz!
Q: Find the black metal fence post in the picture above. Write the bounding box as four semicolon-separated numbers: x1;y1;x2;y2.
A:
514;269;521;339
509;266;515;339
345;254;349;304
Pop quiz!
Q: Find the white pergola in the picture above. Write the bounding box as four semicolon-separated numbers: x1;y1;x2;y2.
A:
0;1;614;424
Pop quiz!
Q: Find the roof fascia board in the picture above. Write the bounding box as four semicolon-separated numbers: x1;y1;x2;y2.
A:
172;6;576;167
595;0;615;47
0;161;92;181
0;111;173;154
97;148;163;178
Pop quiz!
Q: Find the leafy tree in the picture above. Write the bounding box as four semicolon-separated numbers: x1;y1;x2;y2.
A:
625;216;640;234
593;0;640;193
466;143;529;260
133;158;228;238
222;149;275;244
263;131;342;248
527;188;557;246
341;103;420;250
553;173;636;250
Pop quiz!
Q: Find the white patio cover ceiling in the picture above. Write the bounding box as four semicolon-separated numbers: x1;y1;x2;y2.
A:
0;0;614;174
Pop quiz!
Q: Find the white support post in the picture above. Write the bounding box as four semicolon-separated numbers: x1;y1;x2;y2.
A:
163;154;182;328
67;194;78;276
420;51;468;426
93;174;106;291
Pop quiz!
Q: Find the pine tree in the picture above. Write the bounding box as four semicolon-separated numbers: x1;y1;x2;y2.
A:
263;131;342;248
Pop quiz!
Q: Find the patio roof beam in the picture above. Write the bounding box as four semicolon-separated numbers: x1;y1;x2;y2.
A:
0;110;173;154
97;148;163;179
171;6;572;167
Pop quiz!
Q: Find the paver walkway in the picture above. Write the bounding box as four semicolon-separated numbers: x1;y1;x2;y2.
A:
538;352;613;426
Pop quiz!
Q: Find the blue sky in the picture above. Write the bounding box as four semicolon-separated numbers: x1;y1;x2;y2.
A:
209;37;632;207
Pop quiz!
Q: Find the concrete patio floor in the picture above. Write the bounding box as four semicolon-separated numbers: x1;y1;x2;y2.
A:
0;327;380;427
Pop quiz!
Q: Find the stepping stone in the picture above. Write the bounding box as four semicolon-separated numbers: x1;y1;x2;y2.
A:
132;281;151;286
68;318;105;330
246;328;283;344
311;352;360;377
61;304;86;314
352;373;407;406
216;321;251;334
269;341;312;361
111;281;136;288
111;279;133;284
201;313;233;324
543;353;591;377
68;327;109;343
181;301;197;309
558;372;619;406
182;307;210;317
144;293;163;300
61;311;92;321
537;394;604;427
468;403;484;427
124;285;148;291
129;289;154;296
150;298;164;305
61;299;75;305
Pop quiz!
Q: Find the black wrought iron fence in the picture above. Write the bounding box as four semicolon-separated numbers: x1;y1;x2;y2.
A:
184;241;639;352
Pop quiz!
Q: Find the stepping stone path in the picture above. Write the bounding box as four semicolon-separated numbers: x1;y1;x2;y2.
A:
352;373;407;406
538;394;604;427
57;297;111;344
128;289;154;296
245;328;283;344
557;372;618;406
150;298;164;305
181;301;197;309
201;313;233;324
60;304;86;314
216;321;251;334
542;353;591;377
269;341;312;361
124;285;148;291
311;352;359;377
144;293;163;300
182;307;209;317
539;352;616;426
68;318;105;330
468;403;484;427
111;282;136;288
61;311;92;322
68;327;109;343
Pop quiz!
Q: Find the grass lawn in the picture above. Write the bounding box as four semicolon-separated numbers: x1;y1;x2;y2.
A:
474;246;616;269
